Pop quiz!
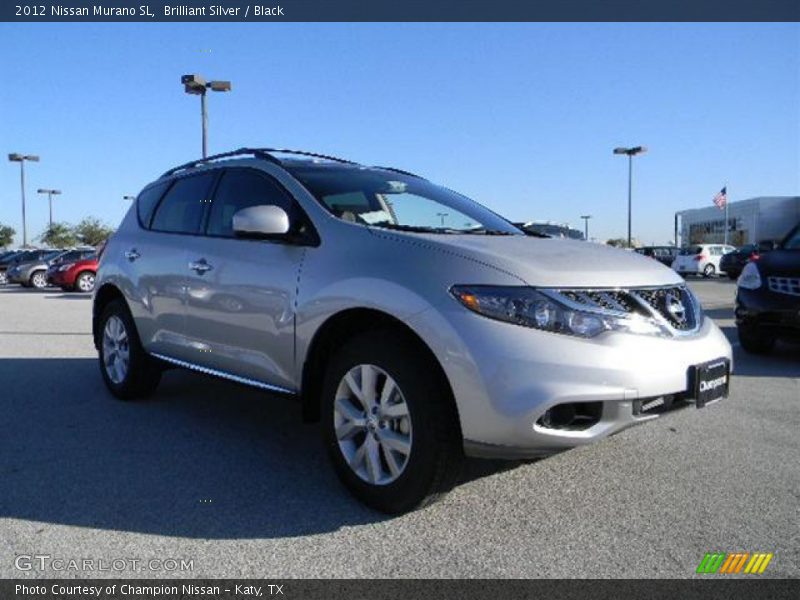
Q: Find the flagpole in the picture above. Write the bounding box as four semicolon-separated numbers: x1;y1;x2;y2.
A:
723;183;729;246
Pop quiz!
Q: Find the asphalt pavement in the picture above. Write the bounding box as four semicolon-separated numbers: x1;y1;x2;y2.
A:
0;279;797;578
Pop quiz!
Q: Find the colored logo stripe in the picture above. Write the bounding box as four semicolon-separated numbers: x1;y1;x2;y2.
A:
697;552;773;574
744;553;773;574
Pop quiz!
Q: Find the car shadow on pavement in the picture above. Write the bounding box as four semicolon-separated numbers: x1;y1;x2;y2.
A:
715;325;800;378
0;358;398;539
43;294;91;300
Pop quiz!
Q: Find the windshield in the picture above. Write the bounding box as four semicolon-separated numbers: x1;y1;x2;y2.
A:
288;165;521;235
42;251;63;262
783;225;800;250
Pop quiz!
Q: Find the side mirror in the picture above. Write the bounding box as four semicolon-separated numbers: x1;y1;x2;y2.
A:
232;205;290;238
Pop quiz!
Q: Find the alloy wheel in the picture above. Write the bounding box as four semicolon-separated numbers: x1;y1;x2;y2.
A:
78;273;95;292
334;364;413;485
102;315;130;384
31;272;47;288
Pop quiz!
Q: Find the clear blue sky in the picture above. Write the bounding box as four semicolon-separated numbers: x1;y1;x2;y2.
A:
1;23;798;245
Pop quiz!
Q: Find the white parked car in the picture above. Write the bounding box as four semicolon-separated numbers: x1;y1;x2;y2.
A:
672;244;736;278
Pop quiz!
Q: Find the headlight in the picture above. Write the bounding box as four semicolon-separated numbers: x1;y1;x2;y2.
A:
450;285;667;338
737;262;762;290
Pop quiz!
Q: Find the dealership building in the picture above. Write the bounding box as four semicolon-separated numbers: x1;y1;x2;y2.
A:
676;196;800;247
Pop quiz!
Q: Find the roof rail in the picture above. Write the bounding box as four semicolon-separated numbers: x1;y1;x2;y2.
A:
372;166;427;180
160;148;282;178
159;147;360;179
253;148;358;165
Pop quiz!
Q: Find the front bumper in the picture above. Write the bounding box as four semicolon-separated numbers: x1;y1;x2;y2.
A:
736;287;800;342
408;305;733;458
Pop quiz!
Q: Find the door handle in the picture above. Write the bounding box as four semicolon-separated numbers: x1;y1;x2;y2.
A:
124;249;140;261
189;259;213;274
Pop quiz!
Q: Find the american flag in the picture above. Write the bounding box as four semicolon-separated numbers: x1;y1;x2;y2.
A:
712;186;727;210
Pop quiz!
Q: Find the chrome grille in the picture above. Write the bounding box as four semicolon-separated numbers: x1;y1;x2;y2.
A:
553;285;701;336
768;277;800;297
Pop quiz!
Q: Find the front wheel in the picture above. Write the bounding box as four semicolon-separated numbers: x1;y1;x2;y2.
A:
75;271;96;293
703;264;716;278
321;331;463;513
97;299;162;400
29;271;48;289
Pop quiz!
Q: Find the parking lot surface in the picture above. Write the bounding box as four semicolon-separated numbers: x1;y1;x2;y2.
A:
0;279;798;578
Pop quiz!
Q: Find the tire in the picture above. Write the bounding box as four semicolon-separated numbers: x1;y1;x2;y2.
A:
75;271;96;293
702;264;716;278
29;270;48;289
97;299;162;400
727;272;738;280
738;324;775;355
321;330;463;513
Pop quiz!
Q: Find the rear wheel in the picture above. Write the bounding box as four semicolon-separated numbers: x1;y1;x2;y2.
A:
702;264;716;278
75;271;96;293
29;271;48;289
738;324;775;355
321;331;463;513
97;299;162;400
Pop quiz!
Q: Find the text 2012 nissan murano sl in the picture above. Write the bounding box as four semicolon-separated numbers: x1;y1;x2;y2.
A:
93;148;733;513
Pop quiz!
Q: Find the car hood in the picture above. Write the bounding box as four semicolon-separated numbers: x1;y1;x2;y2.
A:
382;233;683;288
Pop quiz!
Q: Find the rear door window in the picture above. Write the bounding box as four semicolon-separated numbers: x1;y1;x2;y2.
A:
151;172;217;235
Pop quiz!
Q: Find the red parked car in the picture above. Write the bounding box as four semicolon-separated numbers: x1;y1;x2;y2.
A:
46;255;98;292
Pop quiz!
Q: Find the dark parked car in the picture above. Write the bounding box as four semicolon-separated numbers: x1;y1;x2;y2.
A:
719;242;776;280
635;246;678;268
735;224;800;354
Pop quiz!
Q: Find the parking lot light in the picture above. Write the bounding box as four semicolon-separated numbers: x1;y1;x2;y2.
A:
37;188;62;231
181;74;232;159
123;195;135;201
8;153;40;247
613;146;647;248
580;215;592;241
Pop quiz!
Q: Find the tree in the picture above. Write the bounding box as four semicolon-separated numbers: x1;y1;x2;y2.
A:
39;222;78;248
606;238;628;248
74;217;115;246
0;224;15;248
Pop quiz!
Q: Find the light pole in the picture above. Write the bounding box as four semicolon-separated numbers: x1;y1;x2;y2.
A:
580;215;592;241
8;153;40;247
613;146;647;248
181;74;232;158
123;195;135;201
37;188;62;231
436;212;449;227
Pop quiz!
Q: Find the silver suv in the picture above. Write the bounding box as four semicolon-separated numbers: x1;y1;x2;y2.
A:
94;148;732;512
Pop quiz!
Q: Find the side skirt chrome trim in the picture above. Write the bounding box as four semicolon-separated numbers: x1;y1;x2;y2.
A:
151;352;296;396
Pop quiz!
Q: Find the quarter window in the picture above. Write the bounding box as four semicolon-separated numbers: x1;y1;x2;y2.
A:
150;173;216;234
206;169;296;238
136;180;172;229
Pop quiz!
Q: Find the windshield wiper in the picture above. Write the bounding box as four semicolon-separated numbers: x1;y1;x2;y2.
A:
368;222;460;234
462;226;519;236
